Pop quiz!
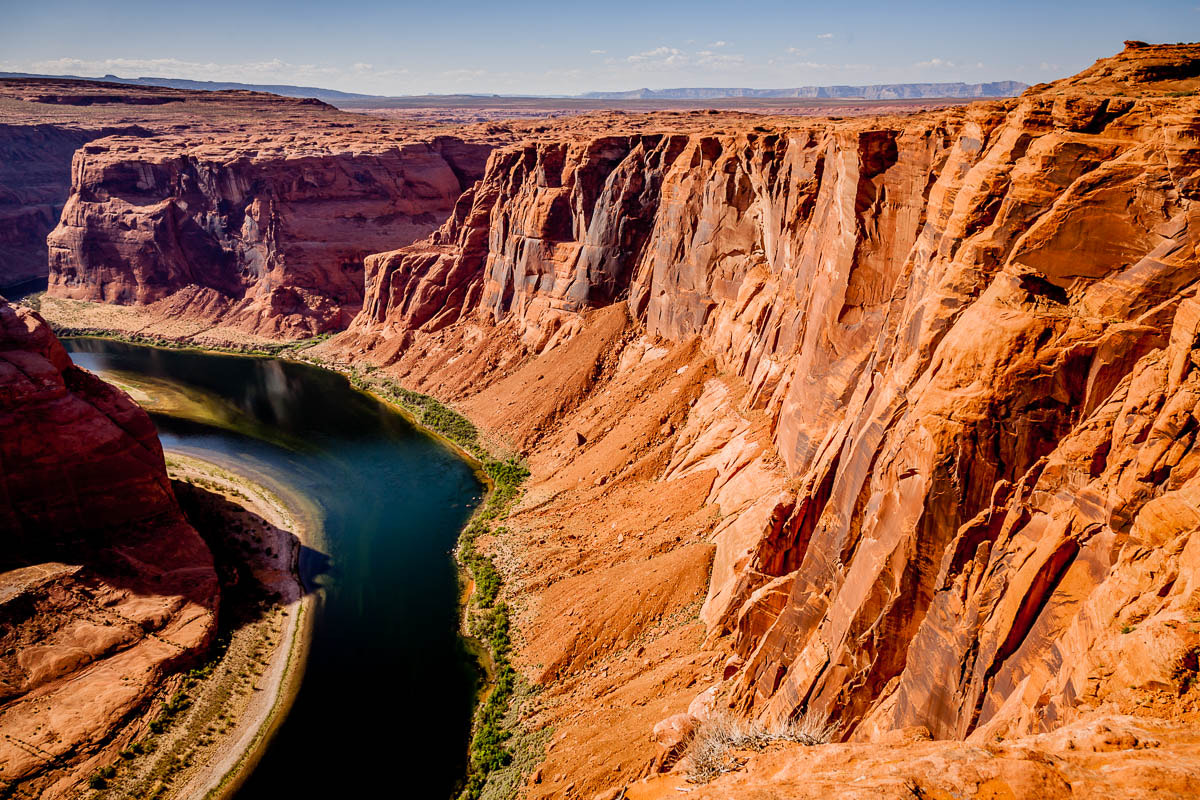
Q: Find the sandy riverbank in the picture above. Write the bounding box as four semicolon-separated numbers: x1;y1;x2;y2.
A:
28;294;289;351
29;321;504;799
92;450;321;800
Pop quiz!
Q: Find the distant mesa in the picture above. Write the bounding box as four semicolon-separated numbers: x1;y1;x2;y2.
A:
0;71;1027;103
0;71;375;102
579;81;1028;100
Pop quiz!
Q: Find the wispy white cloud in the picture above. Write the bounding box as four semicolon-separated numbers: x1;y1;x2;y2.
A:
913;57;988;72
621;45;745;71
625;46;683;66
773;56;874;72
589;49;607;55
800;61;872;71
817;32;834;39
440;68;489;81
710;40;728;48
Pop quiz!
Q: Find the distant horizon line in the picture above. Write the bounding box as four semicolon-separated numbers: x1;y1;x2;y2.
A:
0;70;1029;103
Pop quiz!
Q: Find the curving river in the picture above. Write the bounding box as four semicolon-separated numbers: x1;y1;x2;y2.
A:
64;338;484;799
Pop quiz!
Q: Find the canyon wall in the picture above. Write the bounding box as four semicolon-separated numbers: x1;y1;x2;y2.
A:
46;134;494;337
0;123;149;288
39;41;1200;798
324;41;1200;794
0;298;218;796
0;78;361;290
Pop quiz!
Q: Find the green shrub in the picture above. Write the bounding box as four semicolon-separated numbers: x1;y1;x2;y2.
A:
295;363;535;799
483;459;530;488
454;451;529;799
472;556;502;608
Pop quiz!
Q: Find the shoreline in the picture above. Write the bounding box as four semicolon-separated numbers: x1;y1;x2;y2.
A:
43;310;498;482
29;302;524;798
163;450;321;800
53;321;504;677
82;448;323;800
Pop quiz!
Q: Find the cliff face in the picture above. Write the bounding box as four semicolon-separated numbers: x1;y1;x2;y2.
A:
0;78;373;290
38;41;1200;798
0;123;149;288
323;42;1200;795
46;135;494;337
352;134;690;347
0;298;217;795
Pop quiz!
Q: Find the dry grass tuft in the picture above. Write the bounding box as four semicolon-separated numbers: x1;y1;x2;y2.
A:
684;711;839;783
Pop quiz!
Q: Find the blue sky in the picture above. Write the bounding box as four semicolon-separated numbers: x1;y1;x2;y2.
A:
2;0;1195;95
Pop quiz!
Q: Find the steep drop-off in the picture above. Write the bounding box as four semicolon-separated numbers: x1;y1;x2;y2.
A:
46;134;494;337
41;41;1200;798
0;298;218;798
324;41;1200;797
0;123;151;288
0;78;359;289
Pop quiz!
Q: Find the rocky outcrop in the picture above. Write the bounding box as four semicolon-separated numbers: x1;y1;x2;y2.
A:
693;48;1200;741
626;713;1200;799
322;42;1200;796
0;77;373;289
0;123;148;288
350;135;690;349
46;134;494;337
0;298;218;796
38;40;1200;799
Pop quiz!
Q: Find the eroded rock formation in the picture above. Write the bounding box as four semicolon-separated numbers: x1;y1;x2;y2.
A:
0;123;147;288
323;41;1200;797
38;40;1200;799
0;78;352;289
0;298;217;797
46;134;494;336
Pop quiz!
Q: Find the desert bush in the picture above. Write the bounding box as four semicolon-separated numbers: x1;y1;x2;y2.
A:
484;459;530;488
472;556;502;608
352;375;534;800
684;711;839;783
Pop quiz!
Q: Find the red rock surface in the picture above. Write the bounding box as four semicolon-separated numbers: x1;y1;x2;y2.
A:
0;78;349;289
0;298;218;797
626;713;1200;799
321;42;1200;798
44;133;493;337
38;41;1200;799
0;77;526;295
0;123;147;287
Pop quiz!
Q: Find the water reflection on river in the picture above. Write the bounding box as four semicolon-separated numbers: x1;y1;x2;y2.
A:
65;338;484;799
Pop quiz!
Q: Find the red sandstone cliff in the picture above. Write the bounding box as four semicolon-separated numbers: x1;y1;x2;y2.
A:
0;123;151;287
37;41;1200;798
322;42;1200;797
0;78;510;328
45;133;494;337
0;298;218;797
0;78;358;289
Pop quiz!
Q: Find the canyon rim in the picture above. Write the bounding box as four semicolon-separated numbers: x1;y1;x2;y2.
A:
2;11;1200;800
